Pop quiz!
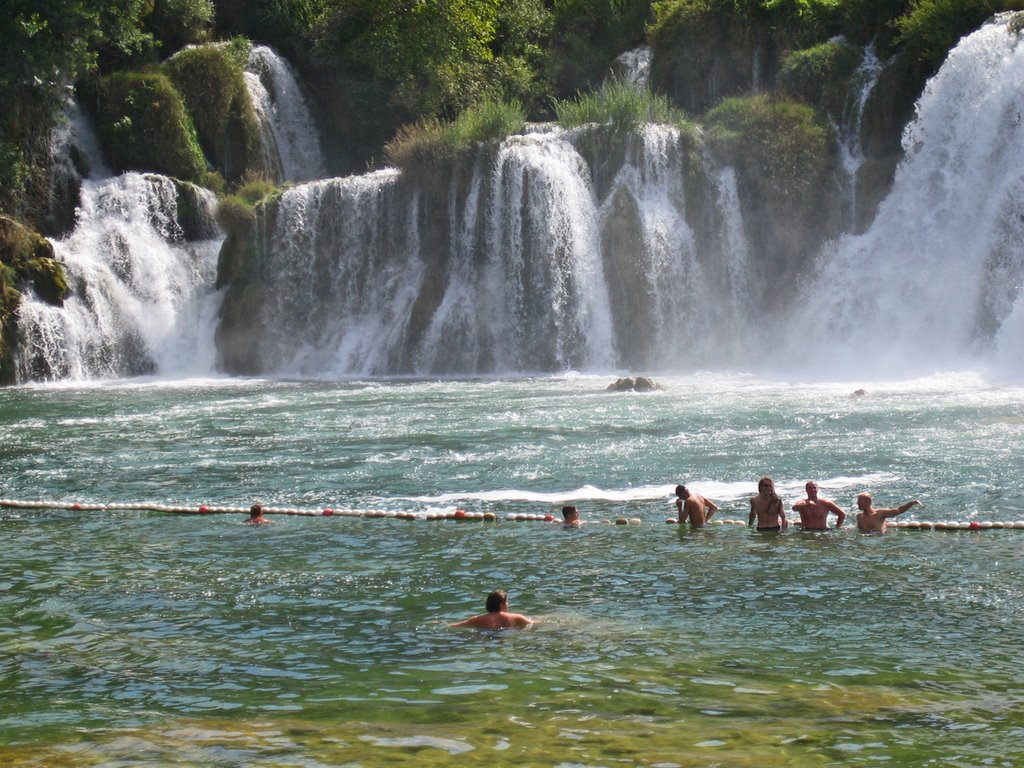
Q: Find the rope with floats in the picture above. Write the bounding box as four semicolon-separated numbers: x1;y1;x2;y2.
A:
2;499;1024;529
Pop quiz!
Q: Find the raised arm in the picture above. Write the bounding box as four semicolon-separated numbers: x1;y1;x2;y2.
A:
879;499;922;520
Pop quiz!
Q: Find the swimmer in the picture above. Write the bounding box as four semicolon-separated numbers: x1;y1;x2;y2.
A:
855;493;922;533
450;590;533;629
244;503;269;525
674;484;718;527
749;476;788;531
562;505;581;528
792;481;845;530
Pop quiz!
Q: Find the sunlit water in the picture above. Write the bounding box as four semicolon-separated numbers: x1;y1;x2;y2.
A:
2;374;1024;766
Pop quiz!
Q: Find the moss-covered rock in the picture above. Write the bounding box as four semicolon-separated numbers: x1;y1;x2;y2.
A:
778;42;864;120
94;70;207;182
164;42;267;184
704;94;842;301
0;216;68;384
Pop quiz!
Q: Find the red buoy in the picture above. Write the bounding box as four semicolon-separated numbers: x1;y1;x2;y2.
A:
544;514;555;522
323;508;334;516
969;521;981;530
454;509;467;519
198;505;209;513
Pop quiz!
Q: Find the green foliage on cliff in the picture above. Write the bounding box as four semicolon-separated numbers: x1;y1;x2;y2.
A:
778;42;863;118
384;100;527;170
555;82;689;133
146;0;215;55
897;0;1024;70
0;215;68;383
706;94;833;208
0;0;153;221
549;0;651;94
164;40;263;183
95;71;207;182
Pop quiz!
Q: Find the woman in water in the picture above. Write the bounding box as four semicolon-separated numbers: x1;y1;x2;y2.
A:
749;476;788;531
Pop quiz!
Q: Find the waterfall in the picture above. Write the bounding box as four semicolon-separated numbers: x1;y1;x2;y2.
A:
783;15;1024;377
15;174;224;381
837;44;883;228
248;170;422;376
421;132;615;373
245;46;325;183
236;124;759;376
608;46;652;89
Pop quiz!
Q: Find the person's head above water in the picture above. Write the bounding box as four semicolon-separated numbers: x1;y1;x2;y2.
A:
485;590;509;613
249;503;263;518
675;484;689;499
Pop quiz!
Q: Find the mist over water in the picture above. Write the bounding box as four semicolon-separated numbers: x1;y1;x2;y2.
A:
785;17;1024;379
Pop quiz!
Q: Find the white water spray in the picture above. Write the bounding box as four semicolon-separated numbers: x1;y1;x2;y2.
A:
784;16;1024;378
16;174;224;380
245;46;326;183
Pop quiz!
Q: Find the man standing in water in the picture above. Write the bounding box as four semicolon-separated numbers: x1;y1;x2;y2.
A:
675;484;718;527
749;476;788;531
792;482;846;530
244;503;270;525
450;590;534;629
856;493;922;533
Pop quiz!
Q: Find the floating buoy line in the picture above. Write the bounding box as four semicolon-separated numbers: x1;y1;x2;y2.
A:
2;499;1023;530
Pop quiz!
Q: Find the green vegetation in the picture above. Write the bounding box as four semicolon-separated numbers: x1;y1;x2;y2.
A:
554;82;690;133
0;0;1018;248
896;0;1024;71
146;0;215;54
778;42;863;118
705;94;833;207
164;41;263;183
0;0;153;221
384;100;526;170
95;71;207;182
549;0;651;95
0;215;68;383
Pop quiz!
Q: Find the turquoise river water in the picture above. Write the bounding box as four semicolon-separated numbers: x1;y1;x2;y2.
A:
2;373;1023;766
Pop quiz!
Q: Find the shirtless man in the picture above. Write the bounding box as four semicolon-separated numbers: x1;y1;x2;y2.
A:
749;476;788;531
450;590;533;629
244;503;270;525
792;481;845;530
674;484;718;527
562;505;581;528
855;493;922;533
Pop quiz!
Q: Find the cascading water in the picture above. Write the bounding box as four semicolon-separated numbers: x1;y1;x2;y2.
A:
782;15;1024;378
421;132;616;373
238;123;758;376
246;170;422;376
15;174;224;381
245;46;325;183
836;43;883;230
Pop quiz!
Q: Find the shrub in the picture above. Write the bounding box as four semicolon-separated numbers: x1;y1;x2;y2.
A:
705;93;834;207
95;71;207;182
215;194;256;237
164;42;262;183
384;101;526;170
778;41;864;117
234;173;277;205
554;82;687;132
896;0;1024;70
